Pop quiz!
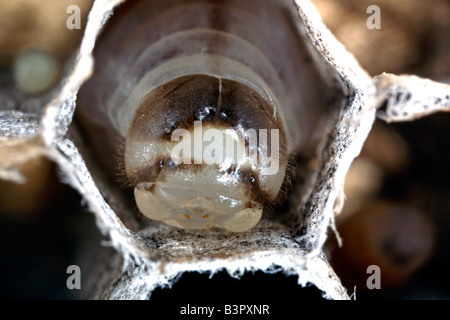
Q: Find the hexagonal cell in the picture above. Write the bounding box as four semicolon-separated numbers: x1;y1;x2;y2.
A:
67;0;376;299
75;0;347;240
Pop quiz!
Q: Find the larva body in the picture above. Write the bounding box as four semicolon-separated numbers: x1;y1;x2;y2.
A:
78;0;328;232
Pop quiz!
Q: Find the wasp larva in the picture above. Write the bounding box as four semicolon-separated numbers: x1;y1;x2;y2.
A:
77;0;329;232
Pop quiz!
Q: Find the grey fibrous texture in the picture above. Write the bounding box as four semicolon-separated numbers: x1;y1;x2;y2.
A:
0;0;448;300
374;74;450;122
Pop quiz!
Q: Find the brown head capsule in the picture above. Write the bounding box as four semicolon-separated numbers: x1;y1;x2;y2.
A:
77;0;329;231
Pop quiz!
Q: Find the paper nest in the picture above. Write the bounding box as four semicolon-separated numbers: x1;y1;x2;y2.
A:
0;0;448;300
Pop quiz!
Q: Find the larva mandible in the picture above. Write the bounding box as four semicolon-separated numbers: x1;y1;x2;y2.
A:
77;0;330;232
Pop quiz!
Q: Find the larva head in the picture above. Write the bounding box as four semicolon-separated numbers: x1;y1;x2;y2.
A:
124;75;288;232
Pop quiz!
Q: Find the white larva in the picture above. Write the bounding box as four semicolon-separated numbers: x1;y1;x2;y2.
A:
77;0;331;232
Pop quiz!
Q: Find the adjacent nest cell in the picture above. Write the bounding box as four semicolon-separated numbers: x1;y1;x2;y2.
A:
0;0;448;300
